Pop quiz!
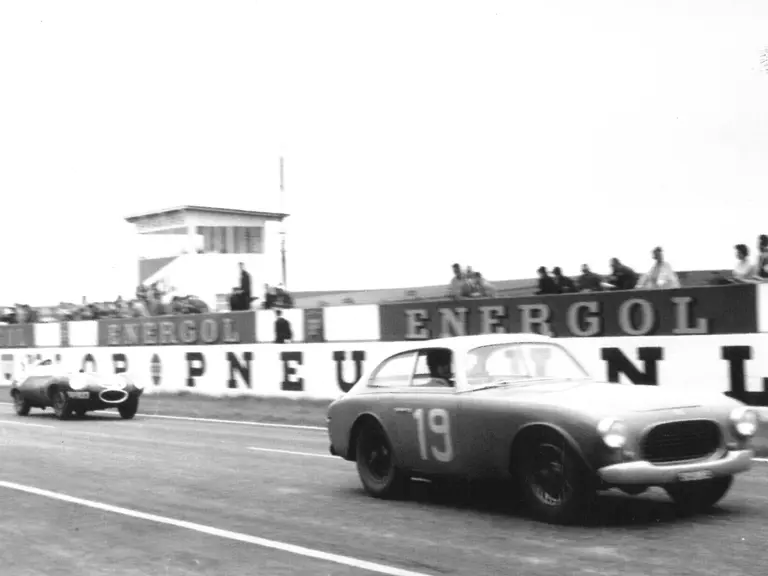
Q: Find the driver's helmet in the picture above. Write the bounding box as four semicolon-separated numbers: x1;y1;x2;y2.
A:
426;348;452;377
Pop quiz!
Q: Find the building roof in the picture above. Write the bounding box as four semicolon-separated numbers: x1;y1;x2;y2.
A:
124;205;289;223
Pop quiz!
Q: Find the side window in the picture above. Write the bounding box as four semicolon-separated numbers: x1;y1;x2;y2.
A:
411;348;455;388
484;346;530;379
368;351;417;388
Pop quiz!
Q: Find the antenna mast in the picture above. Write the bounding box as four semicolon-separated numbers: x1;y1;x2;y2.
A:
280;156;287;289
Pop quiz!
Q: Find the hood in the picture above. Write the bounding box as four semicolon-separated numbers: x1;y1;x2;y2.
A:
468;379;720;415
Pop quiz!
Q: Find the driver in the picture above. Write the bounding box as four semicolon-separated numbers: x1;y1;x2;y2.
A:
424;349;454;387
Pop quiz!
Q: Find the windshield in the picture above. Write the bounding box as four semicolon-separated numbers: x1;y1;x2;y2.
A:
465;342;590;388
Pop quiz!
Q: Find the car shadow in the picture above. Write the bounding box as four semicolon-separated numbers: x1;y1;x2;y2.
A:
341;478;740;528
21;411;135;422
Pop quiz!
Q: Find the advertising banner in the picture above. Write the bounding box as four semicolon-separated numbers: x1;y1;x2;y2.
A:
0;324;35;348
7;332;768;405
378;285;758;341
97;311;257;346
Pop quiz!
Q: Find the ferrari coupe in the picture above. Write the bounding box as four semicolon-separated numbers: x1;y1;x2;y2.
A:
326;333;759;524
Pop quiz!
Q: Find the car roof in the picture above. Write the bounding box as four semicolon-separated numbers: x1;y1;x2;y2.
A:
416;332;555;353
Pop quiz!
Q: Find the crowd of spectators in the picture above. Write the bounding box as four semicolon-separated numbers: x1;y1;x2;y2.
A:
448;235;768;299
1;262;295;325
4;238;766;324
0;282;211;325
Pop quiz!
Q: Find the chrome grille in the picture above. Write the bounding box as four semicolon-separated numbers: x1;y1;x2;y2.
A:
641;420;722;464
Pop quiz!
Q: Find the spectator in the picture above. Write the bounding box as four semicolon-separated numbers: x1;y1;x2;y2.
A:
551;267;577;293
757;234;768;280
536;267;558;295
275;283;294;308
577;264;603;292
449;263;471;299
239;262;252;307
274;309;293;343
228;263;253;311
471;272;496;298
636;246;680;290
605;258;638;291
263;283;277;309
731;244;758;283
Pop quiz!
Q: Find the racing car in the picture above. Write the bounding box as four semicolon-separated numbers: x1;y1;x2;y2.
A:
326;333;759;524
10;358;144;420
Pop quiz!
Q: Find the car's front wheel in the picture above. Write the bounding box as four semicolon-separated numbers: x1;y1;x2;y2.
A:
12;391;30;416
52;389;72;420
664;475;733;514
355;420;408;499
118;397;139;420
518;430;596;524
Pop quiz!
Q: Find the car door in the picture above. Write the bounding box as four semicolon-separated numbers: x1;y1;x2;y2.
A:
388;347;464;477
363;349;422;462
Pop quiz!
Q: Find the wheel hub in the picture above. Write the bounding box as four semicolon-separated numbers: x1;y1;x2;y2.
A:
366;436;391;479
530;446;572;506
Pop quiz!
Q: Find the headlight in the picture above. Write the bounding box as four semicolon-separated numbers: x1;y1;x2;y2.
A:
597;417;629;449
129;375;144;390
730;406;759;438
69;374;88;391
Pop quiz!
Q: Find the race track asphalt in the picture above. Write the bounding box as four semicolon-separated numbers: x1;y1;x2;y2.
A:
1;404;766;576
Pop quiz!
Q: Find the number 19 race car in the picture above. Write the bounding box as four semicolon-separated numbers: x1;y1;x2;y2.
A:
10;359;144;420
326;333;759;524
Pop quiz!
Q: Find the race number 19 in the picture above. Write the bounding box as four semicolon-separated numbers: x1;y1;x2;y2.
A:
413;408;454;463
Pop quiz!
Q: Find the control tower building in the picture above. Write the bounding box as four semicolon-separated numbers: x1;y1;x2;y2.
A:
124;205;288;310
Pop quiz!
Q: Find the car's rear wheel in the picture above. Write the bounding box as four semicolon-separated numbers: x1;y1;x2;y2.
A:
355;420;408;499
664;475;733;514
52;389;72;420
12;391;30;416
518;430;596;524
118;397;139;420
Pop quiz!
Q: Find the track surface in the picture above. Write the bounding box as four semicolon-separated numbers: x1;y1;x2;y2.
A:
1;405;766;576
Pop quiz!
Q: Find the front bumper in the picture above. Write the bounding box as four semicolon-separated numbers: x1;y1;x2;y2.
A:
597;449;754;485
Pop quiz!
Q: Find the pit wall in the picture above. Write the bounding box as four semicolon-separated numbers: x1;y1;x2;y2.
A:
1;284;767;404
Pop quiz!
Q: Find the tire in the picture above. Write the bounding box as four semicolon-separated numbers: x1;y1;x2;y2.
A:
118;397;139;420
52;389;73;420
12;391;30;416
354;420;408;499
517;430;597;525
664;475;733;514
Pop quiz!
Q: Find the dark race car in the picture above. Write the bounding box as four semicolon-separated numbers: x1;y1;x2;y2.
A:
10;358;144;420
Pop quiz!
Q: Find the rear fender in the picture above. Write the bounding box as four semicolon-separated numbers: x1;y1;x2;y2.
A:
345;412;389;462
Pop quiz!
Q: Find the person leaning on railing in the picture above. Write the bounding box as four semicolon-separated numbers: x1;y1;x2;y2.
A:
756;234;768;281
635;246;681;290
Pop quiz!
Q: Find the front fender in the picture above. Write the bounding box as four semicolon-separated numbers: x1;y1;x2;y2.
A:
511;420;615;475
515;421;590;465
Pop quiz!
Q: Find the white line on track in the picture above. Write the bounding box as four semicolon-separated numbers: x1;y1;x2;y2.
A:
0;419;55;429
0;480;431;576
104;412;327;431
0;402;326;431
247;446;337;459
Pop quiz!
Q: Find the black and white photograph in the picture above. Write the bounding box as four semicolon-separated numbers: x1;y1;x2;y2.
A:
1;1;768;575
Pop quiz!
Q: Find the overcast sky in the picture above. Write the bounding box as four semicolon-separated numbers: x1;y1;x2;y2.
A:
2;1;767;305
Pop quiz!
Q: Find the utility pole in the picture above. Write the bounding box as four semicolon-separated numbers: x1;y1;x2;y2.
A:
280;156;287;289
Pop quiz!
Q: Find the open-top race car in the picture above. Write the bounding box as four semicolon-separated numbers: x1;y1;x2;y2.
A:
10;359;144;420
326;333;759;524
